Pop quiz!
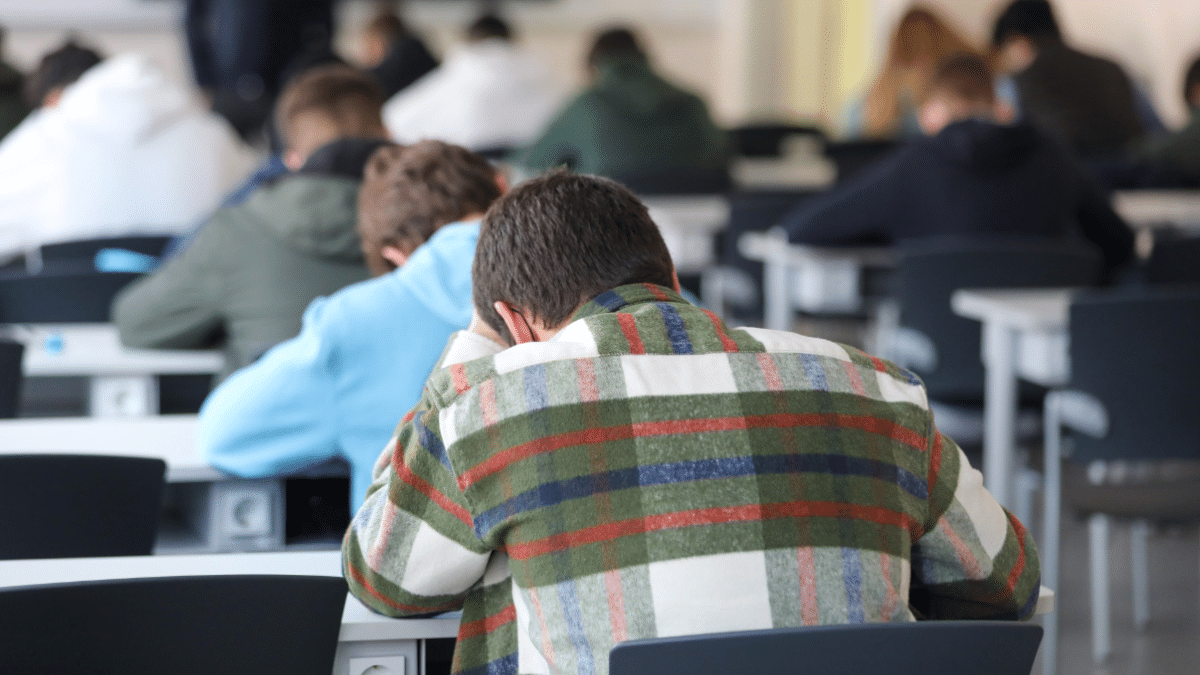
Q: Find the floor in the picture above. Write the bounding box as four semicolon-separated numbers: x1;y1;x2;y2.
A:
1037;516;1199;674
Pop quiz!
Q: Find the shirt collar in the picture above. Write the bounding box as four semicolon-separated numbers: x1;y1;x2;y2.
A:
567;283;687;323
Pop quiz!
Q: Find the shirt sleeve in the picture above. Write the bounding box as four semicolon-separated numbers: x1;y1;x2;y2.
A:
910;427;1042;621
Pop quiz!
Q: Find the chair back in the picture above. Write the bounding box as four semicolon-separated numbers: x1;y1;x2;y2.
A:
729;123;827;158
0;575;347;675
618;167;733;195
0;454;166;560
897;238;1103;402
0;338;21;418
0;271;142;322
1146;234;1200;285
1068;288;1200;461
39;235;172;263
823;138;899;183
610;621;1043;675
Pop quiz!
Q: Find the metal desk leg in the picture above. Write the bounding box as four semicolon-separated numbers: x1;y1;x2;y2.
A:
981;321;1018;507
89;375;159;417
764;252;792;332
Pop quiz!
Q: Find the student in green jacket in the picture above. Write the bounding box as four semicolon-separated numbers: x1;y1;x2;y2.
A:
513;26;729;188
1135;55;1200;186
112;65;391;377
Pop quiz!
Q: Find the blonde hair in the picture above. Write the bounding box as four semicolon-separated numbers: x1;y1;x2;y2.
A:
863;6;979;137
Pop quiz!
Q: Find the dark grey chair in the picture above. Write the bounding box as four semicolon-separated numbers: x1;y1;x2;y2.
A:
0;270;143;322
0;575;347;675
0;454;166;560
0;338;21;418
729;123;827;158
1146;233;1200;285
1041;288;1200;672
610;621;1043;675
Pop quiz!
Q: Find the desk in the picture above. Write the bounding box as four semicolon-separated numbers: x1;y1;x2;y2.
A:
0;415;341;553
4;323;224;416
0;550;460;675
740;228;895;330
644;196;731;275
950;289;1072;507
1112;190;1200;258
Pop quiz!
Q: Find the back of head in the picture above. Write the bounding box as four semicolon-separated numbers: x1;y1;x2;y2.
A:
357;140;500;275
586;26;648;70
992;0;1061;47
275;64;386;161
888;6;974;67
25;39;103;107
366;7;408;46
924;52;996;108
473;170;675;343
466;14;512;43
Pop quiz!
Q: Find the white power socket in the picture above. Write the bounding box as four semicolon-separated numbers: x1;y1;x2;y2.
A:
347;655;407;675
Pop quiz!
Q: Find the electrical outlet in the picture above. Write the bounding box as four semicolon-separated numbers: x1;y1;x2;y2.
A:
348;655;407;675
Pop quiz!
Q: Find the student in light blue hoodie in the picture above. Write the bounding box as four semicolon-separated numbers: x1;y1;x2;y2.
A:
198;140;504;509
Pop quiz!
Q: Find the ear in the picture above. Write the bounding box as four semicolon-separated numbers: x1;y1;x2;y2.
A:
42;88;64;109
380;245;409;269
994;101;1016;124
918;100;947;136
283;149;305;171
494;170;509;194
494;301;536;344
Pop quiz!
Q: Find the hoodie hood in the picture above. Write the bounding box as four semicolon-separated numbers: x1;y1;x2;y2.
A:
54;53;195;142
928;118;1040;173
592;56;698;120
399;219;480;327
238;175;364;262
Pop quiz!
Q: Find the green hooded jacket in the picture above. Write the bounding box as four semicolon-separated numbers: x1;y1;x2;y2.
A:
515;56;729;181
113;174;370;377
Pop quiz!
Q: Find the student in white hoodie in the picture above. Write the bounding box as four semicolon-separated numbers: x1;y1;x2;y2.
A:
0;41;253;261
382;15;563;152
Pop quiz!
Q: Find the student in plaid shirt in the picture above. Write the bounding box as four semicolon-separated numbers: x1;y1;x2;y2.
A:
343;171;1040;675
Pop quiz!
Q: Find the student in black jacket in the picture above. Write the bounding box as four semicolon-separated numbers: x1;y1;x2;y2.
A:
783;52;1134;274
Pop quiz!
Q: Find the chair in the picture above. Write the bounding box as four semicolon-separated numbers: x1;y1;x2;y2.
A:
0;270;143;322
39;234;172;263
1146;233;1200;285
0;574;347;674
0;338;21;418
729;123;827;158
0;454;166;560
610;621;1043;675
1041;289;1200;673
823;138;900;183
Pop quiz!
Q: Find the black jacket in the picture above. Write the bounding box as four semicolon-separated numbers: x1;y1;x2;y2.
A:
783;119;1135;271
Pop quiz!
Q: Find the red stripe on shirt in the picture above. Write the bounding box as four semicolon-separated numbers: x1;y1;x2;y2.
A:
451;364;470;395
703;309;740;353
643;283;670;301
458;412;928;490
616;313;645;355
346;563;459;614
505;501;919;560
393;457;473;526
457;603;516;640
1005;511;1029;597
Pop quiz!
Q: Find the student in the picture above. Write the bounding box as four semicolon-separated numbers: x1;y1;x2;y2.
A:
514;26;729;186
361;5;438;100
991;0;1145;157
0;42;252;261
112;65;390;375
0;27;27;141
784;53;1134;274
344;171;1041;675
197;141;502;510
382;14;562;152
1135;55;1200;186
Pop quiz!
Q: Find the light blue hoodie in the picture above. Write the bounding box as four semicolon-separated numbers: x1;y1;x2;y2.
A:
198;220;479;509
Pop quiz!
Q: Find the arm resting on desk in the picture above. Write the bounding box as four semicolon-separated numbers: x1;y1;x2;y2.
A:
911;430;1042;621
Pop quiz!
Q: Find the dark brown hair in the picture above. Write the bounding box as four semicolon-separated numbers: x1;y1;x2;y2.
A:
25;39;103;108
473;170;674;344
274;64;385;150
922;52;995;106
357;140;500;276
586;27;647;69
365;8;408;44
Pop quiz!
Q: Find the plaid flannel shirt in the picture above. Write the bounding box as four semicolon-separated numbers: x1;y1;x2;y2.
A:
344;284;1040;675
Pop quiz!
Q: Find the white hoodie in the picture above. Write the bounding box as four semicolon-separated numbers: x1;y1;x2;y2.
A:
382;39;564;151
0;53;255;259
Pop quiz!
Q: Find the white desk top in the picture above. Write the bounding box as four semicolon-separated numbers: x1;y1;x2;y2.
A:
5;323;224;377
951;288;1074;332
642;195;732;235
739;230;896;267
0;550;461;642
1113;190;1200;229
0;414;223;482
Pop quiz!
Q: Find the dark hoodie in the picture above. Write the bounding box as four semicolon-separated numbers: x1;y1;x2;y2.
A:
783;119;1134;271
514;55;729;184
0;61;26;141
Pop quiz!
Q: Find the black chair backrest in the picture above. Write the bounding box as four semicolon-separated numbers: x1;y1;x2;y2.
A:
0;271;142;322
619;168;733;195
39;235;172;263
0;454;166;560
1146;234;1200;285
729;123;827;158
0;575;347;675
1068;288;1200;461
0;338;21;418
610;621;1043;675
898;238;1103;402
823;138;900;183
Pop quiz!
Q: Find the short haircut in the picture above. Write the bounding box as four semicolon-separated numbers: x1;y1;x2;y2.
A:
992;0;1061;47
357;140;501;276
467;15;512;42
25;39;103;107
274;64;385;150
923;52;996;106
473;170;675;343
1184;56;1200;106
586;27;647;69
365;8;408;45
